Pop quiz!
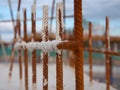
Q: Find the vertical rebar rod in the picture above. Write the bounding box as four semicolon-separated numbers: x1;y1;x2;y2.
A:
8;48;15;78
74;0;84;90
105;16;110;90
89;22;93;84
14;25;17;40
42;6;49;90
31;5;37;86
17;0;21;11
8;25;16;78
49;0;55;32
8;0;15;31
23;8;29;90
56;3;63;90
17;12;23;80
63;0;66;26
34;0;36;5
63;0;66;39
18;49;22;80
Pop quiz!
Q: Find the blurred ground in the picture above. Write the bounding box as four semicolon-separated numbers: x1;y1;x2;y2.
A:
0;62;118;90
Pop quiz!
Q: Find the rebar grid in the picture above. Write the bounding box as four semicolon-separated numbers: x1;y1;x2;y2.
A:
10;1;120;90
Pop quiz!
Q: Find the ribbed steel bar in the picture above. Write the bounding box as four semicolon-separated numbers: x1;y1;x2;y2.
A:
17;12;22;80
56;3;63;90
23;8;29;90
85;48;120;56
17;0;21;11
49;0;55;32
31;5;37;85
57;41;120;56
74;0;84;90
0;15;74;22
42;6;49;90
8;0;16;79
57;41;80;50
8;0;15;30
8;46;15;78
105;16;110;90
89;22;93;84
8;26;17;78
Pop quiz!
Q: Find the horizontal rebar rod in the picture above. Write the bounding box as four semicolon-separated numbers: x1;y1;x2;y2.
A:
0;15;74;22
85;48;120;56
57;41;120;56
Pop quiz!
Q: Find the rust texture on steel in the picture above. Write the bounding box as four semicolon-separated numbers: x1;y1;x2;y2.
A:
42;6;49;90
89;22;93;84
105;16;110;90
14;26;17;39
23;8;29;90
17;13;23;80
56;3;63;90
74;0;84;90
31;5;37;84
57;41;80;50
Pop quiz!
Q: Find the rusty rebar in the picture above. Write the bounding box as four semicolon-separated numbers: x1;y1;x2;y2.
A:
85;48;120;56
57;41;80;50
8;26;16;78
18;49;22;80
17;13;22;80
63;0;66;40
8;47;15;78
42;6;49;90
0;15;74;23
50;0;55;32
8;9;20;78
57;40;120;56
31;5;37;85
89;22;93;84
56;3;63;90
56;52;63;90
23;8;29;90
63;0;66;26
17;0;21;11
105;16;110;90
74;0;84;90
43;53;48;90
14;25;17;39
8;0;15;31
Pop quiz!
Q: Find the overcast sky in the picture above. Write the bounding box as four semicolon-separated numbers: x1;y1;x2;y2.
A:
0;0;120;19
0;0;120;41
83;0;120;19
